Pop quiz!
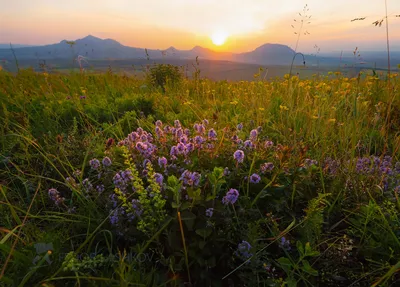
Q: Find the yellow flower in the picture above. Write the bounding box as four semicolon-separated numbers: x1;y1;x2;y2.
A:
328;118;336;123
43;72;48;77
279;105;289;111
312;115;319;119
230;100;238;105
259;107;265;111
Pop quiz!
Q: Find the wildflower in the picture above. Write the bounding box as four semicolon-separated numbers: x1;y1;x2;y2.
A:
250;173;261;184
155;120;163;127
102;157;112;167
237;123;243;131
264;140;274;148
324;157;340;176
48;188;64;206
208;128;217;140
89;158;100;170
206;208;214;218
154;173;164;186
96;184;105;193
235;241;253;261
279;105;289;111
222;188;239;205
194;135;205;146
73;169;82;178
279;237;291;251
244;140;255;149
233;150;245;163
249;129;258;141
174;119;181;128
203;119;209;126
106;138;114;148
260;162;274;173
158;157;168;169
65;177;78;188
304;159;318;168
82;178;93;193
110;208;120;225
223;167;230;176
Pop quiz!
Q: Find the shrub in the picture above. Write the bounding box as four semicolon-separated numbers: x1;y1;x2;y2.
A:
147;64;183;92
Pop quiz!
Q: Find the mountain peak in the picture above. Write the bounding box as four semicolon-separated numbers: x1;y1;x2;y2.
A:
81;35;102;41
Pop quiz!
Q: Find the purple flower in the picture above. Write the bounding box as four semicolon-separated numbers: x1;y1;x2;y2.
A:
235;241;252;261
206;208;214;218
82;178;93;193
264;140;274;148
203;119;209;126
174;119;181;128
222;188;239;205
304;159;318;168
96;184;105;193
260;162;274;173
65;177;77;188
73;169;82;178
234;150;245;163
224;167;230;176
155;120;163;127
195;124;205;135
249;129;258;141
237;123;243;131
179;170;201;187
324;157;340;176
158;157;168;169
89;158;101;170
110;208;120;225
102;156;112;167
155;126;163;138
250;173;261;184
244;140;255;149
279;237;291;251
208;129;217;140
154;173;164;186
48;188;64;206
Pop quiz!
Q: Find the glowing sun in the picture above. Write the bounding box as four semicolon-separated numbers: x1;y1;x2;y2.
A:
211;30;228;46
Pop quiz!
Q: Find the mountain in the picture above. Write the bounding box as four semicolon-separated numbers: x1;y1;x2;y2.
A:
0;35;296;65
0;44;37;49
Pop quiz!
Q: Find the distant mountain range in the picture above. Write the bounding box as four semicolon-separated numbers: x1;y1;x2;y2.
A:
0;35;298;65
1;35;399;69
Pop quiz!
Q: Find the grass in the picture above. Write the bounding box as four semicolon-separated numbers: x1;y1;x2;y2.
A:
1;66;400;286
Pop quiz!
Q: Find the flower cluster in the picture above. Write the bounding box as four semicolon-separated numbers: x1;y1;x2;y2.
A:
235;240;253;261
48;188;65;206
222;188;239;205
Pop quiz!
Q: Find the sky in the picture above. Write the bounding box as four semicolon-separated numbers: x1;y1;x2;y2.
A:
1;0;400;53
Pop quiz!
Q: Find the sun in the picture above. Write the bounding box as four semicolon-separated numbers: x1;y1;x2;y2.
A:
211;30;228;46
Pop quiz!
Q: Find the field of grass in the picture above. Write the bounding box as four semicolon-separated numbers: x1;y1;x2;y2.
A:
1;67;400;286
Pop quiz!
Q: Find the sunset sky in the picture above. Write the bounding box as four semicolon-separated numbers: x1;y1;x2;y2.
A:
1;0;400;53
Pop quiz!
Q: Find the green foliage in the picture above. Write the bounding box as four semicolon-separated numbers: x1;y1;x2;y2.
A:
1;68;400;286
147;63;183;92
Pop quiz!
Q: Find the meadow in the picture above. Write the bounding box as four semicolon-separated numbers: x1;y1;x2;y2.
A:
1;65;400;286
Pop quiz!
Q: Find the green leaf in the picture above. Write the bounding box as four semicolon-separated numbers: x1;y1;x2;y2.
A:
304;242;320;257
180;210;196;230
187;188;201;200
301;259;319;276
296;241;304;257
167;175;179;187
277;257;292;274
171;202;179;208
195;228;212;239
